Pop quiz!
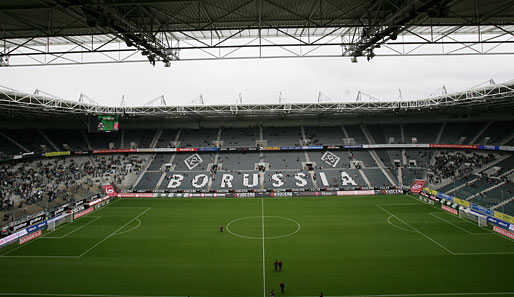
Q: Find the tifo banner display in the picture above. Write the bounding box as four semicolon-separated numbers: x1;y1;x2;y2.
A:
410;180;426;193
441;205;458;215
493;226;514;240
102;184;118;196
19;230;42;245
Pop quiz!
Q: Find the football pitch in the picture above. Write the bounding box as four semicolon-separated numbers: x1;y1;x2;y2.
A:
1;194;514;297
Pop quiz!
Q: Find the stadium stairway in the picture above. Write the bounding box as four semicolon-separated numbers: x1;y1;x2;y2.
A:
443;155;511;194
80;129;93;150
360;125;397;187
0;131;29;153
38;129;59;151
469;122;492;144
468;168;514;201
492;197;514;211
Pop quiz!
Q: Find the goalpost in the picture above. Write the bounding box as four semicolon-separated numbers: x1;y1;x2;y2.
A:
459;208;488;227
47;213;73;232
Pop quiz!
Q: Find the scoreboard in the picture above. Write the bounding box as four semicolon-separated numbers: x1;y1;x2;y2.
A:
88;115;119;133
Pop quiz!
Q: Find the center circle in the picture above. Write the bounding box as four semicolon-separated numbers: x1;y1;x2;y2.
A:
226;216;301;240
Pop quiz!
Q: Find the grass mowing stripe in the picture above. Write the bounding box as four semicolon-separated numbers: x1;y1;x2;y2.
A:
78;207;151;258
376;204;456;255
261;198;266;297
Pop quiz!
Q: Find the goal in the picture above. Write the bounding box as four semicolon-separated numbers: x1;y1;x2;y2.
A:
47;213;73;231
459;209;488;227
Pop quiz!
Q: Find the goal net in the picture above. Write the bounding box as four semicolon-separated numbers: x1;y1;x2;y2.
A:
459;209;488;227
47;213;73;231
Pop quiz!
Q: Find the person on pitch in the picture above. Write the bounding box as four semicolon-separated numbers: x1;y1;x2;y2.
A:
220;224;223;232
278;259;283;271
280;281;285;294
274;259;279;271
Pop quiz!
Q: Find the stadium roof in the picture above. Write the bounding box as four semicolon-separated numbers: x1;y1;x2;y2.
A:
1;0;514;66
1;80;513;120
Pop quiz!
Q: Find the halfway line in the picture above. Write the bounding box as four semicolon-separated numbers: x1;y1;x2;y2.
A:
261;198;266;297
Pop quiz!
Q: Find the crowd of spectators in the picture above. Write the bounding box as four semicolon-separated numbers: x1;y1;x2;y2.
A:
1;155;146;222
427;151;495;184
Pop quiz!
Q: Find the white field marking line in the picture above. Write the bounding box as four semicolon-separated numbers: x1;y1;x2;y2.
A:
0;202;143;258
43;216;102;239
0;293;513;297
406;194;514;244
78;207;151;258
261;198;266;297
376;204;456;255
112;218;141;237
386;215;416;233
0;215;99;257
225;216;301;240
428;212;489;235
0;255;79;259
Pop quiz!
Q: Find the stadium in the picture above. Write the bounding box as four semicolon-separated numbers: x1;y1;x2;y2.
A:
1;1;514;297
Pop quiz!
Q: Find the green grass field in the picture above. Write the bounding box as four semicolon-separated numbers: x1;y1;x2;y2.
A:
1;194;514;297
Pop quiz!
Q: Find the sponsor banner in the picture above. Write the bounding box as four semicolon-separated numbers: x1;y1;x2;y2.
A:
199;147;219;152
28;215;46;226
429;144;478;149
19;230;42;245
89;196;111;207
486;216;511;230
137;148;177;153
13;155;23;160
92;149;137;154
74;207;94;220
45;151;71;157
453;197;470;208
499;146;514;152
342;145;363;149
493;226;514;240
47;214;66;224
424;188;438;196
470;203;494;216
26;221;48;233
381;189;404;195
441;205;458;215
118;193;154;198
12;221;29;232
336;190;375;196
478;145;499;151
436;191;454;202
236;192;256;198
280;146;303;150
264;146;281;151
71;205;86;214
494;212;514;225
302;146;324;150
0;233;22;247
271;192;293;197
176;148;196;152
410;180;425;193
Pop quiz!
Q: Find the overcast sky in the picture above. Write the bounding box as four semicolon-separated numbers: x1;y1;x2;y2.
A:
0;54;513;107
